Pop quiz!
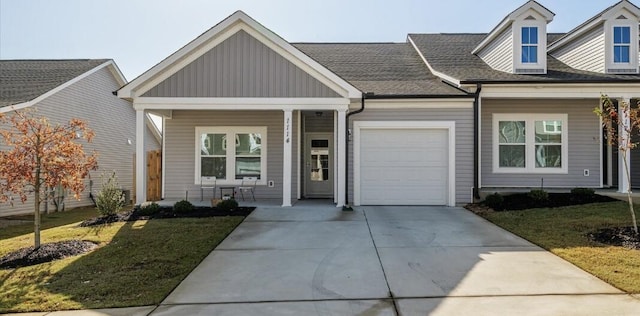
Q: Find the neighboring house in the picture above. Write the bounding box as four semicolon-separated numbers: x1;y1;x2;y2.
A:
0;59;161;216
119;0;640;207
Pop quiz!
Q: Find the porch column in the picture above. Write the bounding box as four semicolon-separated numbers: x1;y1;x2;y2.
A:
618;97;631;193
336;109;347;207
282;109;293;207
135;109;147;204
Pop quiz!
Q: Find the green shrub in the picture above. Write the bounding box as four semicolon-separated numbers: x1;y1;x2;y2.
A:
571;187;595;196
174;200;194;213
483;193;504;209
217;199;239;212
96;171;125;216
528;189;549;202
138;202;160;216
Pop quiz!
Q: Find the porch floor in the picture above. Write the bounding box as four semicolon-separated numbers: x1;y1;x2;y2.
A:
154;198;337;208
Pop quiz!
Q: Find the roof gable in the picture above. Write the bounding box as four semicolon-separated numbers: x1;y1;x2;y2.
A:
142;30;340;98
118;11;360;99
0;59;122;110
472;0;554;54
549;0;640;51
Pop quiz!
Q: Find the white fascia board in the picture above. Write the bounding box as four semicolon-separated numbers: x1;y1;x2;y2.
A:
474;1;554;55
363;99;474;109
118;11;360;99
407;35;461;86
133;97;350;111
601;1;640;20
1;60;118;114
509;1;555;22
477;83;640;99
549;2;640;52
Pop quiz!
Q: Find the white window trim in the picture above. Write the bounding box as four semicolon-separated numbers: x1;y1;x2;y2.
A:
512;12;548;73
194;126;267;185
604;17;639;73
511;10;547;74
493;114;568;174
612;25;632;64
521;26;539;64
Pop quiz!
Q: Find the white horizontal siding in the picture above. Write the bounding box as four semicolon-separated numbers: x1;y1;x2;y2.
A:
478;27;514;73
163;110;298;203
348;108;474;205
481;99;601;188
0;67;160;216
551;26;605;73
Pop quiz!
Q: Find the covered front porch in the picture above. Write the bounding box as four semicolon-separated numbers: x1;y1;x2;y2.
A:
134;105;349;208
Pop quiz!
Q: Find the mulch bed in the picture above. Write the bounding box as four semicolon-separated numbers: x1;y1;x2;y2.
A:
79;206;255;227
0;240;98;269
484;193;617;212
588;226;640;250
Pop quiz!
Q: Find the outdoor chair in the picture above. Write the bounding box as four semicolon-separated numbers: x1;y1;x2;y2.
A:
239;176;257;201
200;176;216;201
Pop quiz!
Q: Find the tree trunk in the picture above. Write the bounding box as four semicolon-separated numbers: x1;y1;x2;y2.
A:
621;151;639;236
34;181;41;249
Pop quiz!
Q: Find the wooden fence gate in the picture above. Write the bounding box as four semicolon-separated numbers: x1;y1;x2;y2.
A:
132;150;162;202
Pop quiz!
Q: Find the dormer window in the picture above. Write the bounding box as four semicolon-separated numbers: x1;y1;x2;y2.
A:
521;27;539;63
613;26;631;63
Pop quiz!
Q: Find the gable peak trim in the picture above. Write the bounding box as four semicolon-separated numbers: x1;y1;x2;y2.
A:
118;10;360;99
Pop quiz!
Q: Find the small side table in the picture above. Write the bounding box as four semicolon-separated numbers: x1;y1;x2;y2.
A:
219;186;236;199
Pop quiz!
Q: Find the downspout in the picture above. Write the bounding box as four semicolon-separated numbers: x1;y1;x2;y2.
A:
473;83;482;201
345;92;371;206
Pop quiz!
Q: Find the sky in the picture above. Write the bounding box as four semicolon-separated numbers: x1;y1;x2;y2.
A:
0;0;637;80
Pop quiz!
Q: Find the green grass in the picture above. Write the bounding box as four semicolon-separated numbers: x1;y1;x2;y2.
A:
481;201;640;293
0;207;244;313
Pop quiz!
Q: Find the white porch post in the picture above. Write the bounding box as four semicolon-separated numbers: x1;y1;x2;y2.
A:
282;109;293;207
135;109;147;204
618;98;632;193
336;109;347;207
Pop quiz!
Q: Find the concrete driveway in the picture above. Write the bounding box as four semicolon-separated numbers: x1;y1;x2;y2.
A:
150;204;640;316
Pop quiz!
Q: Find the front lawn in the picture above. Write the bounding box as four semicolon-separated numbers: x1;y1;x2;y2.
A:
481;201;640;293
0;207;244;313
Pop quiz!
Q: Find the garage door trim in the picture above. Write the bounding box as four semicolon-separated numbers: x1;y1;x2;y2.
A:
353;121;456;206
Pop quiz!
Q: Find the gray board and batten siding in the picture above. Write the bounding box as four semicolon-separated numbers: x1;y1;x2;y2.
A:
163;110;298;203
347;108;474;205
481;99;601;188
142;30;340;98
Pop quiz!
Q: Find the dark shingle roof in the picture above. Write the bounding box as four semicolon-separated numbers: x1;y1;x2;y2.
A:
409;33;640;83
292;42;468;96
0;59;109;107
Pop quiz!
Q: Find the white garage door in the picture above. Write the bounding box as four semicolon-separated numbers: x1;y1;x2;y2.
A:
359;128;448;205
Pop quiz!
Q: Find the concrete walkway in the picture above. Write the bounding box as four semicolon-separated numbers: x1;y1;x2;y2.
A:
8;204;639;315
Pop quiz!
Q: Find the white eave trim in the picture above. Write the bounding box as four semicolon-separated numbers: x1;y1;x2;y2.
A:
471;83;640;98
1;60;124;114
549;1;640;52
473;1;554;54
407;35;461;87
132;97;350;111
118;11;361;100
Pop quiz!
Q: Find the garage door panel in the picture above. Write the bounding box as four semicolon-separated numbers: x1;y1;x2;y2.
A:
359;127;449;206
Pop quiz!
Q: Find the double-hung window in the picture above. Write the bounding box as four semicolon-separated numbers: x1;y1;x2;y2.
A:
613;26;631;63
196;126;267;184
493;114;567;173
521;26;538;63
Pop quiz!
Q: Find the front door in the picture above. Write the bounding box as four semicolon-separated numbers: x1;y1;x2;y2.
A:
304;133;333;198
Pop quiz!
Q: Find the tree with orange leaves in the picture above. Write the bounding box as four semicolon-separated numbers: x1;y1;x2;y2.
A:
0;109;98;248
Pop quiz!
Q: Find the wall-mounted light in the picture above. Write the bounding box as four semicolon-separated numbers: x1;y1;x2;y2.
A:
315;111;323;117
348;129;352;141
127;139;133;145
75;131;82;138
